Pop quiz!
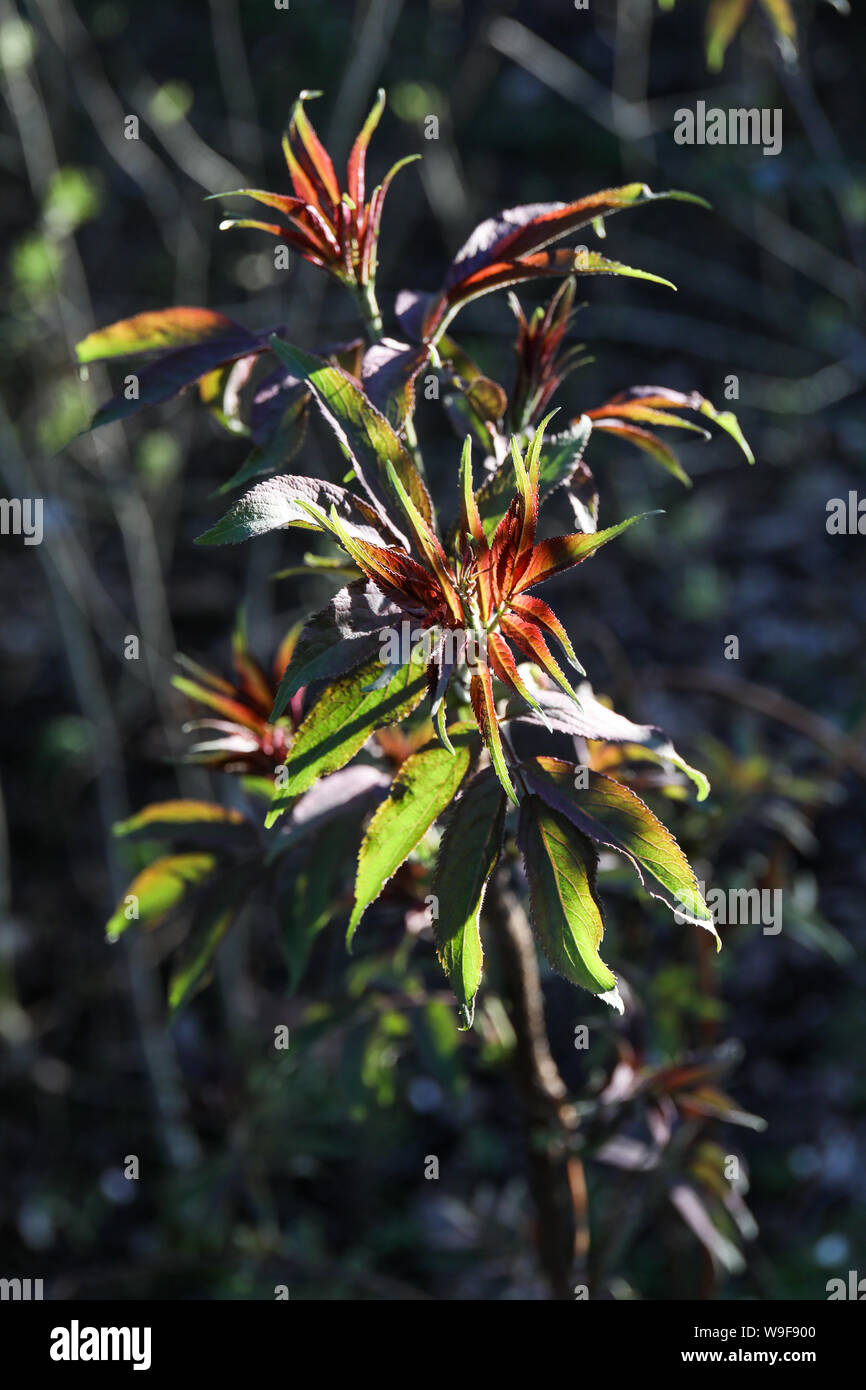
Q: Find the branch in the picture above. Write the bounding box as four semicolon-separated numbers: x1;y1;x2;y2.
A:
486;871;588;1299
646;666;866;781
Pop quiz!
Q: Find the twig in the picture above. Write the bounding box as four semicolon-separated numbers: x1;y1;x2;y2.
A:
646;666;866;780
485;870;588;1299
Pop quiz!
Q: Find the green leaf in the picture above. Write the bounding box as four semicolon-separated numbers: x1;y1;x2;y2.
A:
433;768;506;1027
106;853;217;941
267;336;436;533
697;399;755;465
265;654;428;825
706;0;751;70
76;308;240;363
519;796;622;1008
646;740;711;802
522;757;717;941
571;248;677;291
167;907;234;1014
112;800;246;838
197;358;253;438
347;724;479;946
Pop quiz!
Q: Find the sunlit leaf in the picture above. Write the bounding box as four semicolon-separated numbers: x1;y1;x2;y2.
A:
587;387;754;473
113;800;246;839
106;853;217;941
361;337;430;430
515;512;650;592
347;724;479;944
86;329;263;430
75;307;242;363
268;337;435;536
197;354;257;438
444;185;707;293
506;678;710;800
266;654;428;823
522;756;717;938
473;417;592;537
519;796;622;1008
591;419;692;485
470;664;517;804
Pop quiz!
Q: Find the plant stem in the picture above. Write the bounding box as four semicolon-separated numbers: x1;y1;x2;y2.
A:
356;278;384;341
352;278;431;485
485;871;589;1299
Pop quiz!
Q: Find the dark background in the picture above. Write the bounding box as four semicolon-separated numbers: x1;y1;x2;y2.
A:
1;0;864;1299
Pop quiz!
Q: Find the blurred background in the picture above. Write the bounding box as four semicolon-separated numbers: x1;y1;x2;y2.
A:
1;0;864;1299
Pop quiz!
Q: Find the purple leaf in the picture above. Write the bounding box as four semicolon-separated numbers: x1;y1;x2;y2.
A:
361;338;429;429
89;327;265;429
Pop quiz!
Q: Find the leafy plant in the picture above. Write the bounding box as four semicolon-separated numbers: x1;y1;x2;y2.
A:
79;89;753;1024
76;89;757;1294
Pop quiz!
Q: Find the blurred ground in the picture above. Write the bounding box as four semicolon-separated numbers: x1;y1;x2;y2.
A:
1;0;864;1299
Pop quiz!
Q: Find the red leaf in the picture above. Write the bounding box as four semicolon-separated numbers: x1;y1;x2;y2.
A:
359;155;420;286
589;420;690;486
488;494;523;604
286;92;340;208
218;215;332;266
487;631;548;714
172;675;267;736
232;632;273;716
509;593;580;670
514;515;646;593
500;611;577;700
336;536;443;610
469;665;517;803
445;184;706;290
347;88;385;211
